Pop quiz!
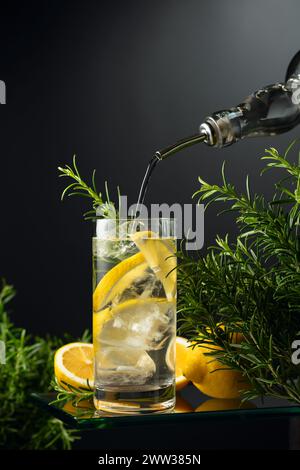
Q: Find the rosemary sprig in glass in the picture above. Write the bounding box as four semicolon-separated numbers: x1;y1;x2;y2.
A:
58;155;120;220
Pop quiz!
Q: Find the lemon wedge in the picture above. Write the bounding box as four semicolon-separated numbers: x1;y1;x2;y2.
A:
93;252;147;312
130;231;176;300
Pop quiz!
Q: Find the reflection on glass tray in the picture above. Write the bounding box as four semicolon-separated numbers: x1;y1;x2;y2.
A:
31;384;300;430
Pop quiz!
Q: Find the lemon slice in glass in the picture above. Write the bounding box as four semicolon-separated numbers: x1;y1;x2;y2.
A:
130;231;176;300
93;252;147;312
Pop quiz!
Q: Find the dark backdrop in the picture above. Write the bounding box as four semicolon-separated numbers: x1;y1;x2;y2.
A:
0;0;300;336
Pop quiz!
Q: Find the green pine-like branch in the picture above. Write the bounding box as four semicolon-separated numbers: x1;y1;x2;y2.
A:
50;378;94;407
0;279;85;449
58;155;118;220
178;141;300;404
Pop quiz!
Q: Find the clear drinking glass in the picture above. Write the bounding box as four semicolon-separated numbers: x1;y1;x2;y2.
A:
92;218;176;414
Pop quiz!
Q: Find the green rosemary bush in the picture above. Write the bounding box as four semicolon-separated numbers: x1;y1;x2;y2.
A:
178;142;300;404
0;280;80;449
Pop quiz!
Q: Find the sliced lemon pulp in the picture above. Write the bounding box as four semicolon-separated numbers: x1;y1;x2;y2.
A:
54;342;94;390
93;252;147;312
130;231;176;300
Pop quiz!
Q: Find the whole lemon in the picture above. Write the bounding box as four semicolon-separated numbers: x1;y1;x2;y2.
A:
183;342;249;399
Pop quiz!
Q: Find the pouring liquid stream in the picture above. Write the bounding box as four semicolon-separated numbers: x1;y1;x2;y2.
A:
135;155;160;213
135;132;207;215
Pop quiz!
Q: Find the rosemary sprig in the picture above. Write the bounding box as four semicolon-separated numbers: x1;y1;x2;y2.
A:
178;141;300;404
58;155;117;220
50;378;94;407
0;279;84;449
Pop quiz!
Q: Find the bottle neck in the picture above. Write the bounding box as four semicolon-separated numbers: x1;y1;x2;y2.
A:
201;81;300;148
199;51;300;148
155;51;300;151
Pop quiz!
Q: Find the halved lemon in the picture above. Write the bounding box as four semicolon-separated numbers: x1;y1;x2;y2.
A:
130;231;176;300
93;252;147;312
54;342;94;390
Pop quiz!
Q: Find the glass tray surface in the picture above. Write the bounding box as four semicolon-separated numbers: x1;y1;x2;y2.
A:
31;384;300;430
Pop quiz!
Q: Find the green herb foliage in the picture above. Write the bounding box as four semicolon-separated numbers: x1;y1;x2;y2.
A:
178;142;300;403
58;156;120;220
50;379;94;407
0;280;84;449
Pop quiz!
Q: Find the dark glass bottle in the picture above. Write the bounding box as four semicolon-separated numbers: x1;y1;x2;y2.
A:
200;50;300;147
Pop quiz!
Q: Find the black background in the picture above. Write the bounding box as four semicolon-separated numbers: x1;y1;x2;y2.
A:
1;0;300;337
